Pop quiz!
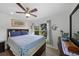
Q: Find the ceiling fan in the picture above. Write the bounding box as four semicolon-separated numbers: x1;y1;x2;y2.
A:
16;3;38;18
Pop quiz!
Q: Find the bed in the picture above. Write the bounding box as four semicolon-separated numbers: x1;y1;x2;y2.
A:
7;29;46;56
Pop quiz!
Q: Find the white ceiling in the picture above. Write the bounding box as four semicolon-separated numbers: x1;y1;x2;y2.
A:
0;3;77;21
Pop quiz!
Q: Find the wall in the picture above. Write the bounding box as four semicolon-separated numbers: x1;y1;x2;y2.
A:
32;12;69;49
51;13;69;49
0;13;11;42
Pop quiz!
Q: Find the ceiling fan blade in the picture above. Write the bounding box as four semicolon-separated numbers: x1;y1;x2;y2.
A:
16;12;25;13
16;3;26;11
30;14;37;17
29;8;38;13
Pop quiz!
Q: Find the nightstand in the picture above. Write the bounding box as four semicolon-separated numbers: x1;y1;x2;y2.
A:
0;41;5;52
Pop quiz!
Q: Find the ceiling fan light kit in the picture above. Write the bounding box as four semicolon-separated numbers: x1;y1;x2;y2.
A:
25;13;31;17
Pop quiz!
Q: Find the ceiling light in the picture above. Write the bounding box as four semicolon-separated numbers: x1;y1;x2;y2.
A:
25;13;30;17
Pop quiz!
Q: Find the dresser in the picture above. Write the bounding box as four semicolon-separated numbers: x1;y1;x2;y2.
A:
58;37;79;56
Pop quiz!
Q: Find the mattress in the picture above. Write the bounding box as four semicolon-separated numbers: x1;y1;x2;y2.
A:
8;35;45;56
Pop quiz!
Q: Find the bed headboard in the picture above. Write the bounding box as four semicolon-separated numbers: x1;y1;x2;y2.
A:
7;29;29;38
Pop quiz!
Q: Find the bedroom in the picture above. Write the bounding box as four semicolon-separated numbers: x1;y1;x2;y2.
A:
0;3;79;56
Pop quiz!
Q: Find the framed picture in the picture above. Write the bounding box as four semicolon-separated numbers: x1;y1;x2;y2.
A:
40;23;47;38
11;19;25;27
41;23;47;31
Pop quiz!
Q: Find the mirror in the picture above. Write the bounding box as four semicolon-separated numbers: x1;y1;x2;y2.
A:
70;4;79;47
72;9;79;39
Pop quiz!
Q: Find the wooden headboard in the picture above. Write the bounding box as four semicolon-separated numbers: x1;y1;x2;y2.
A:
7;29;29;38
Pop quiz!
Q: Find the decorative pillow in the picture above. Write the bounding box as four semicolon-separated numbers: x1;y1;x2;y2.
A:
21;31;28;35
10;31;21;36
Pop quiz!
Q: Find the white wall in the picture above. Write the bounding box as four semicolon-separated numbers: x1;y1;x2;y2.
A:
32;12;69;49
